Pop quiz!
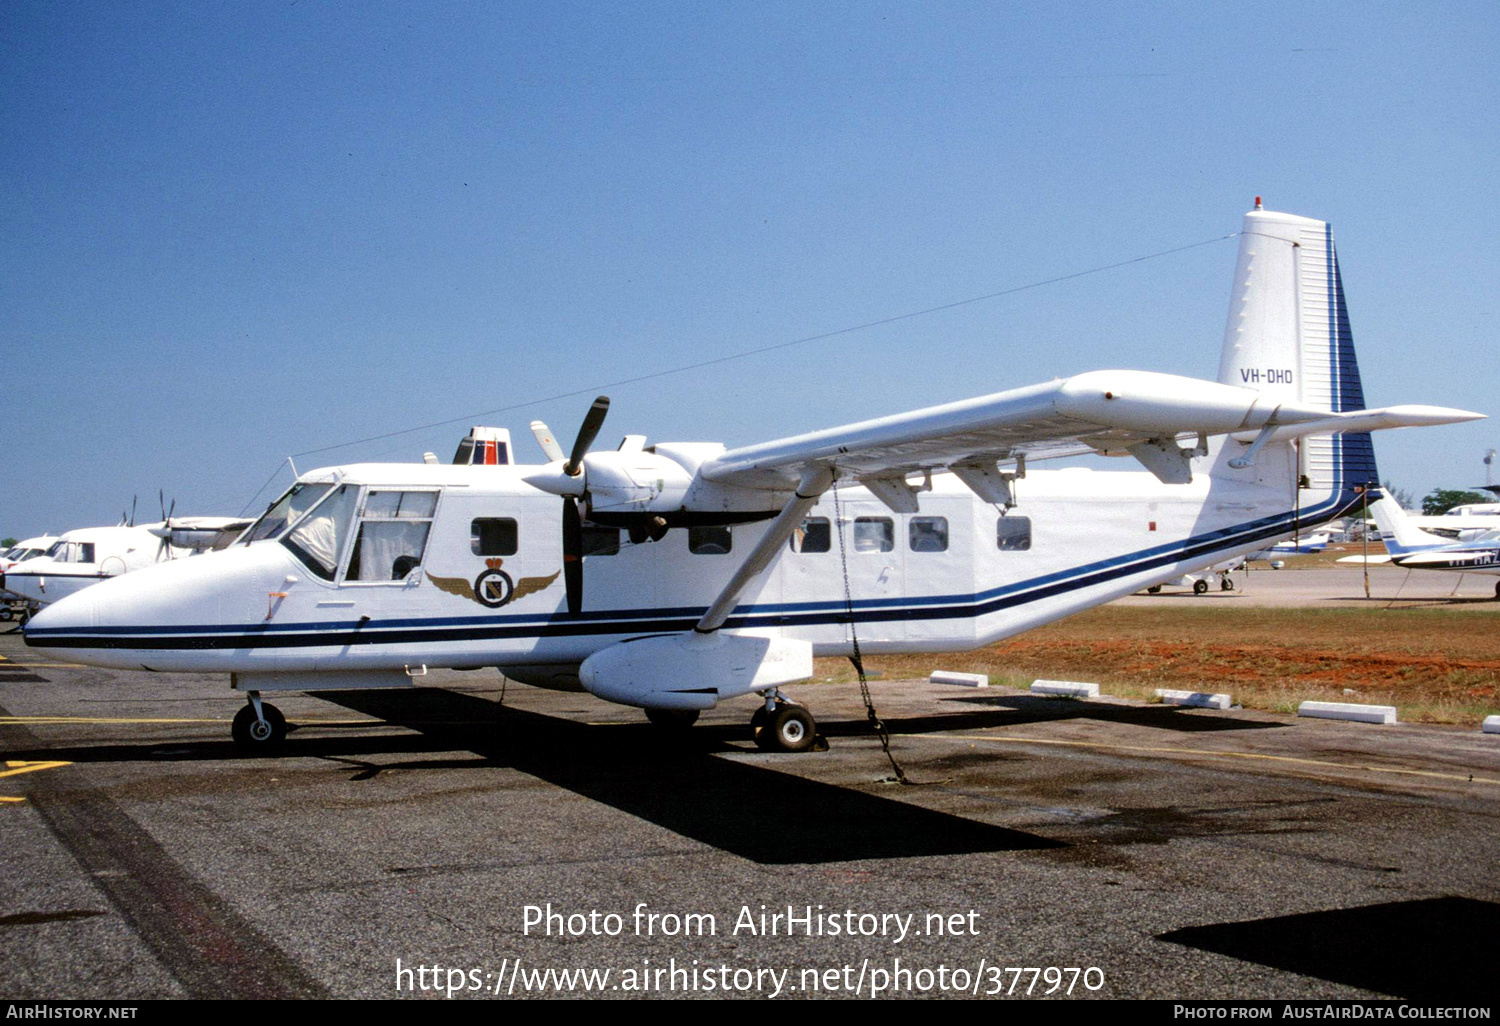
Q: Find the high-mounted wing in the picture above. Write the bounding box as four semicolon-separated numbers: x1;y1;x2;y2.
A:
699;368;1478;493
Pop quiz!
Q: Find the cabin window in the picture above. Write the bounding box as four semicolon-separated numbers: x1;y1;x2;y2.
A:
345;489;438;583
996;515;1032;551
909;516;949;552
282;484;360;580
582;526;621;556
688;525;732;554
790;517;831;553
471;518;519;556
853;517;894;552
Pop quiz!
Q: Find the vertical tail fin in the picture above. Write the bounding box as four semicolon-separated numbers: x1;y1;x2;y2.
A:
1367;495;1447;554
1217;203;1378;492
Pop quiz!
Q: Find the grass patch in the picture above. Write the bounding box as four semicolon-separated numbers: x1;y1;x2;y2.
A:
814;605;1500;725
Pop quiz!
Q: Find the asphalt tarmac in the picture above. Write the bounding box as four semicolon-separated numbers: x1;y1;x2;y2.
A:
1;568;1497;1001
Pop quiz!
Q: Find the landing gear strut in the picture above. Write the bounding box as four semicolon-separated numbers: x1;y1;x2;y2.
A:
752;692;817;753
231;691;287;751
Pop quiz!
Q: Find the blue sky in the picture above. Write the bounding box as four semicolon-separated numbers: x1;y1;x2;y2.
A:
4;1;1496;539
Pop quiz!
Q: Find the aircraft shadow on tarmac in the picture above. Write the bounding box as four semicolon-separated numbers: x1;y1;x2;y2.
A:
1158;896;1497;1001
309;688;1066;865
931;693;1286;733
0;688;1065;865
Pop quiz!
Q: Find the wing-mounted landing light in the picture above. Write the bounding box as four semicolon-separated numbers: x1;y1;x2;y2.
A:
525;397;610;614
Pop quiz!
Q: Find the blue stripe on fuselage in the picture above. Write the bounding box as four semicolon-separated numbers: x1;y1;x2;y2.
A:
26;488;1364;652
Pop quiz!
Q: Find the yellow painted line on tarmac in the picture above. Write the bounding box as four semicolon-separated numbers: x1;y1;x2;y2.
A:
0;760;72;779
935;733;1500;787
1;797;27;803
1;653;88;667
0;716;225;725
0;715;387;726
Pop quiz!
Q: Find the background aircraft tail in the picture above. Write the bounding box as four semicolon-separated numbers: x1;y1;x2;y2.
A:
1366;495;1447;554
1215;202;1378;495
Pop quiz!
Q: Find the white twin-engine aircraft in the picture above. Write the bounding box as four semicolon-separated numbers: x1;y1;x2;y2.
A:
0;517;252;610
24;206;1482;752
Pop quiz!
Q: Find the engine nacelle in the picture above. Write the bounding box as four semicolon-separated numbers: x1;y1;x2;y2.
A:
581;445;784;520
580;450;696;516
578;631;813;710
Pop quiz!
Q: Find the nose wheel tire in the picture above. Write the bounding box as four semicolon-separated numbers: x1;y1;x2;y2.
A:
232;702;287;751
754;703;817;753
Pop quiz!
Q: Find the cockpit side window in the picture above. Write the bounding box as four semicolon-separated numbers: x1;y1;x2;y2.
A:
244;482;335;544
345;490;439;583
281;485;360;580
48;541;96;564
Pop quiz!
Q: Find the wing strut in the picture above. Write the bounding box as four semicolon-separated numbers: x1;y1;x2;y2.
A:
694;466;836;634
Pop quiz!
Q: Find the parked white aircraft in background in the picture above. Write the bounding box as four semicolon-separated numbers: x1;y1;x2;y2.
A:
2;517;251;609
1357;495;1500;598
1399;503;1500;540
0;535;58;621
1237;526;1339;567
25;205;1482;752
1;536;58;574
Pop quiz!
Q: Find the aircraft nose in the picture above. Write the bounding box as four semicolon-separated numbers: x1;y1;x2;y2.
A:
22;590;97;649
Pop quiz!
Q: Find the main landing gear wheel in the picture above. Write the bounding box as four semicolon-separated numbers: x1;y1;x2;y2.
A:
1494;581;1500;601
754;703;817;753
1146;585;1162;594
1221;576;1235;591
645;707;699;731
1193;579;1209;595
231;702;287;751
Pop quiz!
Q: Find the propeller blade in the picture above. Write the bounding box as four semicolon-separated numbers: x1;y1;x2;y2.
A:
563;497;583;614
130;495;137;528
563;397;610;477
158;496;177;560
530;421;565;463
